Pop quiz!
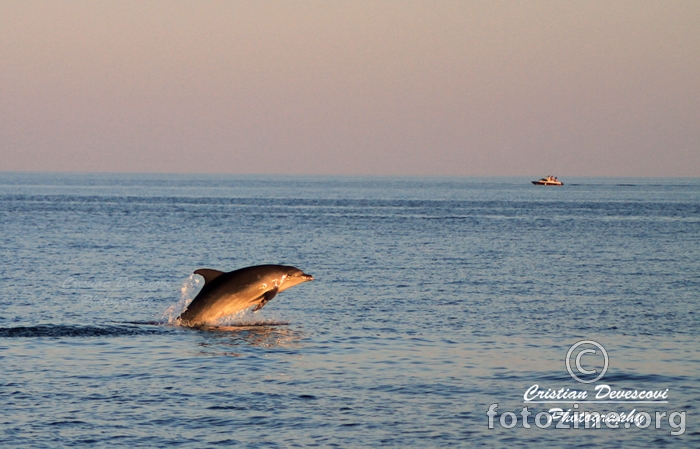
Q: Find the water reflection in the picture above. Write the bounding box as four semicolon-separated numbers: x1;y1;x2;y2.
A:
190;323;304;355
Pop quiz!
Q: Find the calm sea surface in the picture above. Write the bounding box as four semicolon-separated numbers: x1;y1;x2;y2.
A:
1;173;699;447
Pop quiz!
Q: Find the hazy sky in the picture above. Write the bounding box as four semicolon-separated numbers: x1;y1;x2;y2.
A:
1;1;698;176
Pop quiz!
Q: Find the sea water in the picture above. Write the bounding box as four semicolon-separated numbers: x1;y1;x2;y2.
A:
0;173;698;447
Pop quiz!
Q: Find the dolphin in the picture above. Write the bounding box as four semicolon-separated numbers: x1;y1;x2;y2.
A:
178;265;313;325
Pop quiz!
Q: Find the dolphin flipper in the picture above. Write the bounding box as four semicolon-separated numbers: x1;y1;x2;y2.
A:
253;287;279;312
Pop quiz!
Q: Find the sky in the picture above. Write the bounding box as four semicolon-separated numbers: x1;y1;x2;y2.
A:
1;0;698;177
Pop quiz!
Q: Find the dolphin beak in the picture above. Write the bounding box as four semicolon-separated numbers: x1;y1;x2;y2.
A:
303;273;314;281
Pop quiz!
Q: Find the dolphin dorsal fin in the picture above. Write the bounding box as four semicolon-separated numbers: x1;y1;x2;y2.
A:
194;268;225;285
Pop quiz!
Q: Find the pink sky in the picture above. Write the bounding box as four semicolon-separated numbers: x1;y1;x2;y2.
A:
1;1;698;176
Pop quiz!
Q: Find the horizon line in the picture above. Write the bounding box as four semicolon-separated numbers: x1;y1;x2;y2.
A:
1;170;698;180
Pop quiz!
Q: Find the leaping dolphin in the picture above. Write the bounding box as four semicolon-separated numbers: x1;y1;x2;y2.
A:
178;265;313;326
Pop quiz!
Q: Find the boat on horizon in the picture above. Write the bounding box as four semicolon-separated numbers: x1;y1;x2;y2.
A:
532;176;563;186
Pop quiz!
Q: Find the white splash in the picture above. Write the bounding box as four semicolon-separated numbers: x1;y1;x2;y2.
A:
162;274;203;324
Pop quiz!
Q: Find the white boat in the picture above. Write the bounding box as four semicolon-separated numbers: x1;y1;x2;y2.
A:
532;176;563;186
